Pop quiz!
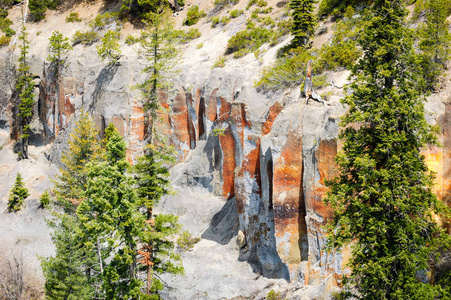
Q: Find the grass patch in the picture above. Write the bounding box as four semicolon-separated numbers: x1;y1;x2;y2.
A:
213;56;226;68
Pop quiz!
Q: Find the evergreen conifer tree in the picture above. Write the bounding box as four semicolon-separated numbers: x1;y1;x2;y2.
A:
16;25;35;159
324;1;451;299
417;0;451;92
139;7;179;145
290;0;317;47
8;173;29;212
41;214;95;299
134;144;183;297
39;190;50;209
97;29;122;66
47;31;72;136
53;110;103;210
76;127;142;299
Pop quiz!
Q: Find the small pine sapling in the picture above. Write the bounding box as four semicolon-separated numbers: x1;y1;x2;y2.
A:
8;173;29;212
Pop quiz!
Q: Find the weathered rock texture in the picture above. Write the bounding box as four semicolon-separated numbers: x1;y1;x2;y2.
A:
1;1;451;298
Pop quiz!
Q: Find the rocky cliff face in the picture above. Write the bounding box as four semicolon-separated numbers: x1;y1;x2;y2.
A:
0;1;450;299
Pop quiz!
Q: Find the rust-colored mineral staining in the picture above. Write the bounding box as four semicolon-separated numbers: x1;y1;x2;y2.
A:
219;125;236;199
262;102;283;135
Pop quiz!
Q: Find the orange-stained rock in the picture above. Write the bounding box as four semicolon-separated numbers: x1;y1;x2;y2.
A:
273;129;305;273
170;91;191;158
307;139;336;219
219;123;236;199
126;105;144;164
207;88;219;122
262;102;283;135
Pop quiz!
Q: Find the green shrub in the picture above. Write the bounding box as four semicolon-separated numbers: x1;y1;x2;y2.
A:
177;230;200;251
255;47;315;92
318;0;371;17
174;28;202;43
212;56;226;68
0;17;15;36
316;6;362;70
277;18;293;37
196;42;203;49
66;12;82;23
226;27;276;58
125;34;139;45
90;12;120;30
213;0;239;11
246;0;267;9
183;5;206;26
0;35;10;47
229;9;244;18
28;0;47;21
267;290;283;300
39;190;50;209
210;15;229;27
72;30;99;45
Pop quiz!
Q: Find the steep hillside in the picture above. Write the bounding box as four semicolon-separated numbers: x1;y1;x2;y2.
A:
0;0;450;299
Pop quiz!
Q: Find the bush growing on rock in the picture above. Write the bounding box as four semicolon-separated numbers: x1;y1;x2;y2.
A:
183;5;206;26
72;30;99;45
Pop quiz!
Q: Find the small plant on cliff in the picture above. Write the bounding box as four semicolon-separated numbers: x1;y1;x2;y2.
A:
72;30;99;46
183;5;206;26
97;29;122;65
66;12;82;23
8;173;29;212
16;25;35;160
324;1;451;299
39;190;50;209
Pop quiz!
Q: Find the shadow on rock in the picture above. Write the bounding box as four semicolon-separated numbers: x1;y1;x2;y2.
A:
201;197;239;245
89;64;119;112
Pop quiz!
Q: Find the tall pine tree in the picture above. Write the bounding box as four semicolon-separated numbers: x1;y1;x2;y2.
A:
53;110;103;210
16;25;35;160
324;0;450;299
139;7;179;145
136;7;183;297
290;0;317;47
77;127;142;299
47;31;72;137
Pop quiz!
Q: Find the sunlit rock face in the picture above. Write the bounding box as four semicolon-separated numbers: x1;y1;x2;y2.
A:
1;13;450;297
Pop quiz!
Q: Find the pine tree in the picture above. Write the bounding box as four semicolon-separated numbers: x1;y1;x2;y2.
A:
139;7;179;145
41;213;95;300
324;1;450;299
8;173;29;212
76;127;142;299
134;145;183;297
290;0;317;47
47;31;72;136
39;190;50;209
53;110;103;211
417;0;451;92
16;25;35;160
97;29;122;66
